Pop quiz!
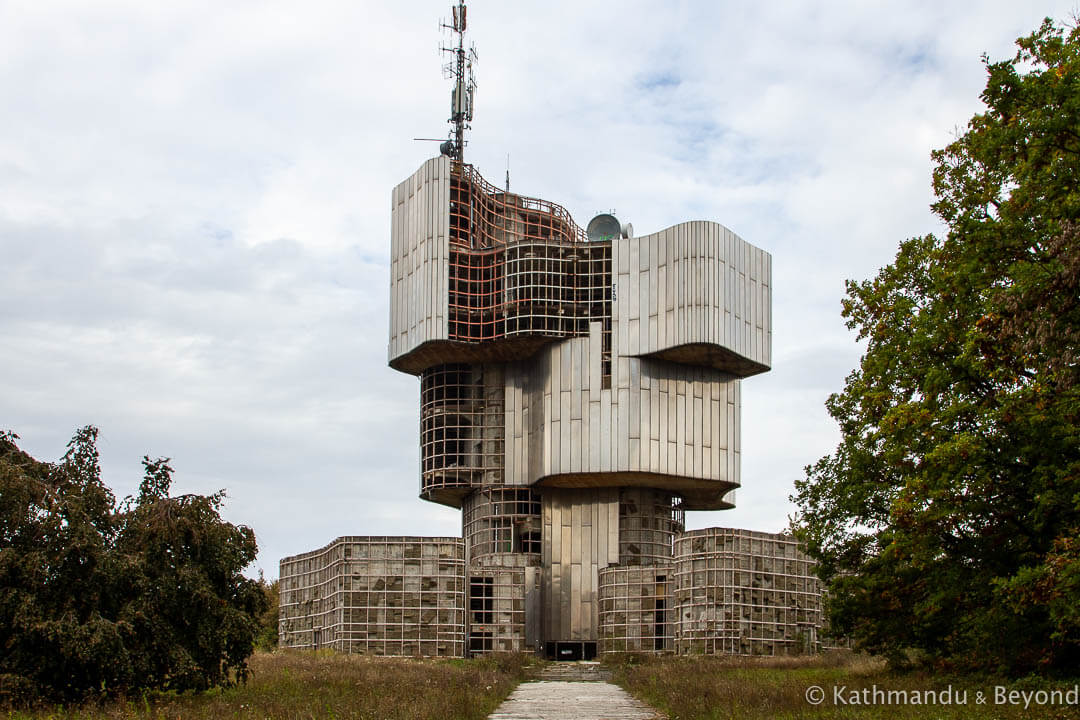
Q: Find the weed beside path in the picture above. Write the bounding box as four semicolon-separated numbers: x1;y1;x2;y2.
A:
604;652;1080;720
5;651;536;720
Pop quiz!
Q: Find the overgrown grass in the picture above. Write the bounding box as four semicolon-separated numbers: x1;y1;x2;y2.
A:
4;650;537;720
603;652;1080;719
14;651;1079;719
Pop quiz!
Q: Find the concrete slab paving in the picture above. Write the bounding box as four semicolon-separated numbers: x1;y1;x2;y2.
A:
487;680;665;720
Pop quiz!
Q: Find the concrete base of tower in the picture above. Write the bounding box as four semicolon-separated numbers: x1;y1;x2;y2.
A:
277;522;832;658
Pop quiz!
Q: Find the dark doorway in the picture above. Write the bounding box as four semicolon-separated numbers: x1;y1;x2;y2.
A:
549;641;597;661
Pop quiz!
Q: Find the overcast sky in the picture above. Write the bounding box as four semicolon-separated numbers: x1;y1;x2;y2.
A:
1;2;1072;579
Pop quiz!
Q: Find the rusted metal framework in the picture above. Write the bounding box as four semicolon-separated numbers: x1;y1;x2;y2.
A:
447;164;612;377
278;537;466;656
598;566;673;653
672;528;821;656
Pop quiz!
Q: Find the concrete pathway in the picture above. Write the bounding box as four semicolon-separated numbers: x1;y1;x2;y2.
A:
488;663;665;720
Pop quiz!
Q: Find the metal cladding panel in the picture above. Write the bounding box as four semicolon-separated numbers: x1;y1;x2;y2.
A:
503;333;741;508
388;157;450;367
541;488;618;644
614;221;771;377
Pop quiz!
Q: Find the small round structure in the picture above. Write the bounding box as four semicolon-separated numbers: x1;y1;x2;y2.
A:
587;213;622;242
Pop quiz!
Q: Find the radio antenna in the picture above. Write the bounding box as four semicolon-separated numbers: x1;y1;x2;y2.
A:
438;2;476;163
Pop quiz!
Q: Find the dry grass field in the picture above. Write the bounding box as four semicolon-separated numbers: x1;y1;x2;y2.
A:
8;651;1080;720
604;652;1080;720
3;651;535;720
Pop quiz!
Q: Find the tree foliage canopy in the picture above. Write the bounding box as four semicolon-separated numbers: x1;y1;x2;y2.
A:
0;427;266;703
792;19;1080;674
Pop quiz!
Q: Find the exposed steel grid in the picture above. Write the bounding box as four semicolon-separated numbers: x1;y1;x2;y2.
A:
598;566;673;654
278;537;466;656
672;529;822;656
450;163;586;248
463;488;541;564
618;489;685;566
420;364;505;500
447;164;612;377
467;567;527;655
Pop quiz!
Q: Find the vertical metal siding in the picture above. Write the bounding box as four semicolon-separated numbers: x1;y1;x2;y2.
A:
387;157;451;366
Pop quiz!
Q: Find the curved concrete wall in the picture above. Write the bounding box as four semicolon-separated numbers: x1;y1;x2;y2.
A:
673;528;821;656
598;566;673;654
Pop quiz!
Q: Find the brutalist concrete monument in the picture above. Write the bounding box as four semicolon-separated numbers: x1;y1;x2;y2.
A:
279;1;824;659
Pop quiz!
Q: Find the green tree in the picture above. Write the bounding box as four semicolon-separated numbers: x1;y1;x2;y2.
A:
0;427;266;702
112;456;266;692
0;427;129;701
792;19;1080;674
254;575;279;651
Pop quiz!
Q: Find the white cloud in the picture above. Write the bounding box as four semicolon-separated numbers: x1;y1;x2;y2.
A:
1;0;1073;576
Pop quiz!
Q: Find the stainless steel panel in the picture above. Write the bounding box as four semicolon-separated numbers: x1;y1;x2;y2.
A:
658;378;669;473
525;566;540;651
693;394;703;477
600;388;611;470
588;322;602;403
388;156;450;365
560;522;572;636
675;392;686;476
589;400;601;470
702;380;712;450
639;382;651;461
571;340;583;420
560;391;571;471
616;387;629;472
734;380;742;480
596;494;608;569
629;239;640;340
570;563;582;640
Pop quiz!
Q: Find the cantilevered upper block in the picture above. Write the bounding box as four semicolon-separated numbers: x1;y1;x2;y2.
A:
388;157;451;367
613;223;771;376
502;327;744;510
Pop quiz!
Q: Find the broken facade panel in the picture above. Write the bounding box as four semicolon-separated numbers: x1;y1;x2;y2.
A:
598;566;673;654
467;567;527;654
673;528;822;656
279;536;465;657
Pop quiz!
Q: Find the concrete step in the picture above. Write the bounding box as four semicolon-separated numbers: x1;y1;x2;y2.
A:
534;661;612;682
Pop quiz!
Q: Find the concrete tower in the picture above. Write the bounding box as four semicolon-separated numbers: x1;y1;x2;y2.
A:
388;156;772;658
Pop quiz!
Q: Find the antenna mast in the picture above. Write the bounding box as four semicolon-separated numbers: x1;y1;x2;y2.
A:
440;2;476;163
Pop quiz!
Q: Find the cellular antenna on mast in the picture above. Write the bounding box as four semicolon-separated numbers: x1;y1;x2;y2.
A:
438;2;476;163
